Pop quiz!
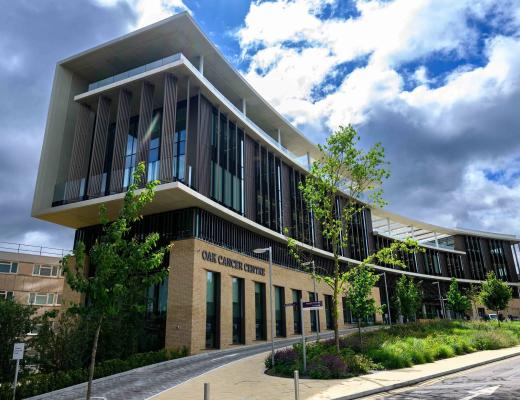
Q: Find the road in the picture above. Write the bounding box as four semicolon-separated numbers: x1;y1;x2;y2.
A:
29;326;377;400
375;355;520;400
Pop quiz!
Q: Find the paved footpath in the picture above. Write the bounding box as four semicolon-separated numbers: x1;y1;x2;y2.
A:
151;346;520;400
28;327;374;400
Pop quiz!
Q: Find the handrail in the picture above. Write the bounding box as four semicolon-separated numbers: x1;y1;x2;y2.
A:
0;241;71;258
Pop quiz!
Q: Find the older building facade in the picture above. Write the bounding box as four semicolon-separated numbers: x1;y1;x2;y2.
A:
32;13;520;353
0;248;64;316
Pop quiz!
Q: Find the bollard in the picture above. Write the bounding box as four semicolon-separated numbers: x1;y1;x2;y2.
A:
294;370;300;400
204;382;210;400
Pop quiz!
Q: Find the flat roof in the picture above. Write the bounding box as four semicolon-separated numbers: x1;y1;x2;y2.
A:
59;12;320;159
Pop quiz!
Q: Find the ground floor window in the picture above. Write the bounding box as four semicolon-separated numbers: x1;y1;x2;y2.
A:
255;282;266;340
325;294;333;330
232;277;245;344
309;292;320;333
274;286;286;337
206;271;220;349
342;297;352;324
292;289;302;334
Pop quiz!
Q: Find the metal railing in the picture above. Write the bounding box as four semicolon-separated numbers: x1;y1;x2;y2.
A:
88;53;182;91
0;242;71;258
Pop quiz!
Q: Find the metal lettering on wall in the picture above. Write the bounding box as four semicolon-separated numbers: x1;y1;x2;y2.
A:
201;250;265;276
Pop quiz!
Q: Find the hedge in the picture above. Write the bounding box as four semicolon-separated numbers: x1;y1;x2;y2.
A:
0;347;188;399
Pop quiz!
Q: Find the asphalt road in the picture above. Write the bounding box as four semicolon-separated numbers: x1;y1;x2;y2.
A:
376;355;520;400
28;326;376;400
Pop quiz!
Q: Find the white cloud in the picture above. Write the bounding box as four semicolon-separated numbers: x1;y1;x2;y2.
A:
92;0;191;29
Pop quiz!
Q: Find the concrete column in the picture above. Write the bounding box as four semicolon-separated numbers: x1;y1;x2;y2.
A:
306;152;311;170
241;98;247;116
277;128;282;148
285;288;295;337
245;279;256;345
220;274;232;348
198;55;204;75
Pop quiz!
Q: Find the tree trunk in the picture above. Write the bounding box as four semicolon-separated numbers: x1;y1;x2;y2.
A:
86;315;103;400
357;319;362;351
333;249;340;353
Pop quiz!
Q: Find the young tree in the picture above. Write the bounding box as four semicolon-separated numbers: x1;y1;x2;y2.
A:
446;278;470;319
343;240;420;348
394;274;422;322
479;272;512;324
287;125;419;352
0;299;36;382
63;162;170;400
466;284;481;319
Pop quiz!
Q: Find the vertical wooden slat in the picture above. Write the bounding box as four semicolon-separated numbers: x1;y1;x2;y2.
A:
159;73;177;183
197;95;212;196
65;103;95;200
87;96;111;197
110;89;132;194
186;92;200;187
244;134;256;220
136;81;155;181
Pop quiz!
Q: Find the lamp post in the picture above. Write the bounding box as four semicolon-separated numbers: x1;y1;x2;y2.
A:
302;260;320;342
432;281;445;319
254;246;275;367
378;272;391;326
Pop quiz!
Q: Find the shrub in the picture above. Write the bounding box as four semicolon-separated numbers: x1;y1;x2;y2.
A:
308;354;348;379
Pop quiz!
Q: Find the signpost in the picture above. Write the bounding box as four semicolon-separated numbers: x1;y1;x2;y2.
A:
299;300;323;372
12;343;24;400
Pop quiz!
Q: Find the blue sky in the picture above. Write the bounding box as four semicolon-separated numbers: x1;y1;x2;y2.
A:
1;0;520;250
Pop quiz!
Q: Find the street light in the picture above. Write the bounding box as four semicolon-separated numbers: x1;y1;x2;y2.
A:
253;246;274;367
302;260;320;342
378;272;391;326
432;281;445;319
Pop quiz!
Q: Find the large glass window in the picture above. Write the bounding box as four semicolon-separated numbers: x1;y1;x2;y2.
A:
232;277;245;344
0;262;17;274
309;292;320;333
147;110;162;182
173;102;187;182
325;294;333;330
33;264;59;277
274;286;286;337
210;111;243;213
292;289;302;334
205;271;220;349
489;240;510;280
255;282;266;340
123;116;139;188
28;293;56;306
342;297;352;324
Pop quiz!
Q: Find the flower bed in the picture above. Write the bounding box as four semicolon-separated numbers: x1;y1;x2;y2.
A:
265;320;520;379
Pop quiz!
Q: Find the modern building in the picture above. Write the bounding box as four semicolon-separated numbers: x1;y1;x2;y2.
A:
0;243;65;316
32;13;520;353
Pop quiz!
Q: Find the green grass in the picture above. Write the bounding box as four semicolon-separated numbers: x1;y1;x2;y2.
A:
266;320;520;379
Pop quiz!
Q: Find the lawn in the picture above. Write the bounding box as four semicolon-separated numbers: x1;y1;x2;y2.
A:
265;320;520;379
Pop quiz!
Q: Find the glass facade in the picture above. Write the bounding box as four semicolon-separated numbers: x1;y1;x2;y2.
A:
173;102;187;182
324;294;333;330
489;239;510;280
123;116;139;188
465;236;486;280
232;277;245;344
147;110;162;182
342;297;352;324
309;292;319;333
255;282;266;340
424;249;442;276
292;289;302;334
374;234;417;272
210;110;244;213
206;271;220;349
254;144;282;232
274;286;285;337
446;253;463;279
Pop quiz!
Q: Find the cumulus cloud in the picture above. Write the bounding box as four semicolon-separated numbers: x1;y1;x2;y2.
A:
237;0;520;235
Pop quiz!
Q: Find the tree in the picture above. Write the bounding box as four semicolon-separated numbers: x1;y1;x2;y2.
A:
63;162;170;400
446;278;470;319
287;125;419;352
394;275;422;322
479;272;512;324
0;299;36;382
466;284;481;319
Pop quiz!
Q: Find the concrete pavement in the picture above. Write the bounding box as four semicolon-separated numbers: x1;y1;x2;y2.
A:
151;346;520;400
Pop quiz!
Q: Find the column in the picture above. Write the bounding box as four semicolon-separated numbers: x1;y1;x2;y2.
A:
87;95;111;197
159;73;177;183
65;104;95;201
136;81;155;181
110;89;132;194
